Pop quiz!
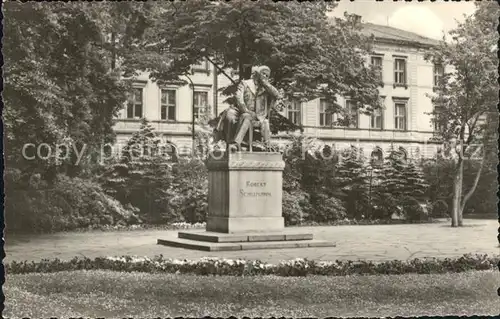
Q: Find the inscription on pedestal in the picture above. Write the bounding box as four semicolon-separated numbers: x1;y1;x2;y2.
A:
240;181;272;197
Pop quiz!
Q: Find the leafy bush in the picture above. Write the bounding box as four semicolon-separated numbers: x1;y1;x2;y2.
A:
282;190;309;225
301;145;339;194
307;193;347;223
100;119;211;225
100;156;179;224
101;157;209;225
282;135;311;192
421;155;497;218
400;196;430;222
168;159;208;223
5;173;140;234
6;254;498;276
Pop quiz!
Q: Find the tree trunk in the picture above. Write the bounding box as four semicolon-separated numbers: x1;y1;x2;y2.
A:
450;157;463;227
111;32;116;70
458;150;486;226
456;159;464;226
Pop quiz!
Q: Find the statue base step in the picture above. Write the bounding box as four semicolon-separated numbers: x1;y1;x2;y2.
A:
178;230;313;242
157;237;335;252
206;216;284;233
157;229;336;251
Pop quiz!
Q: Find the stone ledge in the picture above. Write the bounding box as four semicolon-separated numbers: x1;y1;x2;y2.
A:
206;151;285;171
178;231;313;243
157;237;336;251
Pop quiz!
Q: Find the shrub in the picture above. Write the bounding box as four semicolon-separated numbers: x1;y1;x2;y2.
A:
421;155;497;218
100;156;179;224
307;193;347;223
400;196;430;222
429;199;450;218
301;145;339;194
282;190;309;225
6;254;498;276
5;174;140;234
168;159;208;223
100;119;211;225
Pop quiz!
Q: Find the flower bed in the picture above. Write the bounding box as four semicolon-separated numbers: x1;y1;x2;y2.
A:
6;254;498;276
71;218;444;233
72;222;207;232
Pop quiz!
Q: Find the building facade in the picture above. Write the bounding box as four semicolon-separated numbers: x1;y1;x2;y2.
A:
113;23;445;160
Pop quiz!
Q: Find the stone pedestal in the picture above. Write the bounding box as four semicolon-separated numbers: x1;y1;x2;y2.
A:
157;152;335;251
206;151;285;233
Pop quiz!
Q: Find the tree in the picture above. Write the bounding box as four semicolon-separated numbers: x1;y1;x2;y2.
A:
424;2;498;227
133;0;383;123
403;161;429;202
372;146;409;219
378;146;408;197
120;118;165;162
3;2;158;182
335;146;369;219
99;119;179;223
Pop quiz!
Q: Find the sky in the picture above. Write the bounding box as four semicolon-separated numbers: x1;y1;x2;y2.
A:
328;0;477;40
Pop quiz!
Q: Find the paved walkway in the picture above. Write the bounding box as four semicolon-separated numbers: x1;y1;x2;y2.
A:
6;219;499;264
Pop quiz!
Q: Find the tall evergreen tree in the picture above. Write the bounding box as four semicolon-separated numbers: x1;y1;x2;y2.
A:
378;145;408;199
372;146;408;218
335;146;369;219
121;118;163;162
100;119;178;223
403;161;429;201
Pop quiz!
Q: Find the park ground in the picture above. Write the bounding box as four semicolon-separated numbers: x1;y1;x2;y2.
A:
6;219;499;263
4;219;499;318
4;270;500;317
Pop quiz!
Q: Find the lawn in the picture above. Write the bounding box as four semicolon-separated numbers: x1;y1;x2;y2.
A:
4;270;499;318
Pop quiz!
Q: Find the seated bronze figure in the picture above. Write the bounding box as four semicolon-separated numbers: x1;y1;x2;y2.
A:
213;65;283;152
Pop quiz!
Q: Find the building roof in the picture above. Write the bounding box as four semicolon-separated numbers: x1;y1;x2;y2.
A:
361;22;442;48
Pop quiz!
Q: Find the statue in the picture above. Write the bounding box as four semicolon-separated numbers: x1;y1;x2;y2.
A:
214;65;283;152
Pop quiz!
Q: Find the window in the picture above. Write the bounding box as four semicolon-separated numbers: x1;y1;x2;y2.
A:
288;100;301;125
126;88;143;119
345;100;358;128
394;58;407;86
370;148;383;166
371;56;383;82
161;89;176;121
433;64;444;87
433;104;445;132
433;116;440;132
394;101;407;131
192;59;209;72
370;108;383;130
319;99;333;127
193;91;209;120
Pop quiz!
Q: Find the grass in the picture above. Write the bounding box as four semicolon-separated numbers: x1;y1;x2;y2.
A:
4;270;500;318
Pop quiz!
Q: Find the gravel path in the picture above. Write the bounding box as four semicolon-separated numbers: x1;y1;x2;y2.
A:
6;219;499;263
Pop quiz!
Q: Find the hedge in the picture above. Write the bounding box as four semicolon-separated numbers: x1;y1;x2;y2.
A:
5;173;140;233
6;254;499;277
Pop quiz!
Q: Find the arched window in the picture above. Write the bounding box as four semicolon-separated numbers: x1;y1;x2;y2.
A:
370;147;384;166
